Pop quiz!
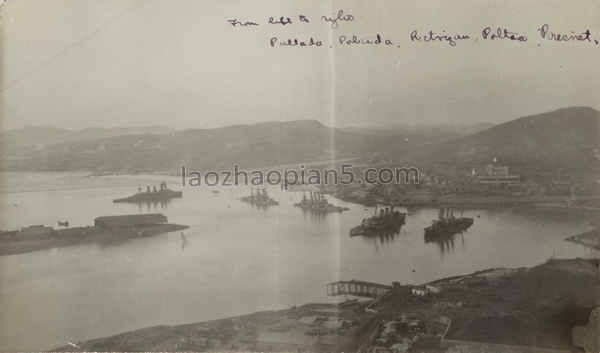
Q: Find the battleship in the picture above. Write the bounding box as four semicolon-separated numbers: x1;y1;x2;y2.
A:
240;187;279;205
113;181;183;203
349;206;406;236
293;191;349;213
424;207;473;237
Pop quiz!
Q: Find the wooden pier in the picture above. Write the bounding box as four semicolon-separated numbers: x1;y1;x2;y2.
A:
327;280;394;298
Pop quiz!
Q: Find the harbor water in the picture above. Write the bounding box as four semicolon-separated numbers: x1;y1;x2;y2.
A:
0;172;597;351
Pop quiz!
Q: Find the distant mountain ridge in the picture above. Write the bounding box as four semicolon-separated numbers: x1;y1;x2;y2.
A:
2;108;598;177
1;119;451;173
0;125;178;148
2;121;492;148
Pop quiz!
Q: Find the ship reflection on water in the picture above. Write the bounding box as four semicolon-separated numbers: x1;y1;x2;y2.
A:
299;208;335;222
350;224;404;253
136;199;171;212
424;231;467;255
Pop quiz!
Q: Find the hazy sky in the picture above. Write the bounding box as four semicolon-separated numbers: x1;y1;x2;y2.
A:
1;0;599;131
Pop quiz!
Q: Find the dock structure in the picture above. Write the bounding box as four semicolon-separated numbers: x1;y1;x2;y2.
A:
327;280;392;298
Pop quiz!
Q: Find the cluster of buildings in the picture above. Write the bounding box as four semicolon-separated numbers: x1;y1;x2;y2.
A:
472;159;520;185
340;157;598;202
417;159;523;196
330;158;532;203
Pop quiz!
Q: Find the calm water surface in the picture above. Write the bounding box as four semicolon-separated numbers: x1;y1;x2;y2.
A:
0;172;597;351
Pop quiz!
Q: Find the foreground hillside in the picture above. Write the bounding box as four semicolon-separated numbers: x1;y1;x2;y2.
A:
53;258;600;352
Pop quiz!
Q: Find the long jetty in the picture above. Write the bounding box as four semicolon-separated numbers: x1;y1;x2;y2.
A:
327;280;392;298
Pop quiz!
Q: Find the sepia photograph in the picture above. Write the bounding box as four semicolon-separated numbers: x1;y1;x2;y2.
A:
1;0;599;352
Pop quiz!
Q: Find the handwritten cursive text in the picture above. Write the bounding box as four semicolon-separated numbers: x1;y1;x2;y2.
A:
538;24;592;43
482;27;527;41
228;19;259;27
339;34;393;45
410;30;469;46
321;10;354;29
270;37;323;47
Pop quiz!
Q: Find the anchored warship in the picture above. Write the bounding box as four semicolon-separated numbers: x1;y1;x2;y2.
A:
240;187;279;205
424;207;473;237
293;191;349;213
349;205;406;236
113;181;182;203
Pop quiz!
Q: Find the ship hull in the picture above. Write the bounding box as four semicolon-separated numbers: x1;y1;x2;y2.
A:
349;213;406;236
423;218;473;237
293;204;344;212
240;197;279;205
113;191;182;203
349;223;403;236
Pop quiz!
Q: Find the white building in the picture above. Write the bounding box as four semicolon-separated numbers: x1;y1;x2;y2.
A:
411;287;427;297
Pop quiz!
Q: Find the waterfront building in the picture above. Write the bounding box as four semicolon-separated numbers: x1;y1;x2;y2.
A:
476;159;520;185
94;213;167;228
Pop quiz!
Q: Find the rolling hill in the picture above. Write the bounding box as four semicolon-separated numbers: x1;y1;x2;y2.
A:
396;107;600;173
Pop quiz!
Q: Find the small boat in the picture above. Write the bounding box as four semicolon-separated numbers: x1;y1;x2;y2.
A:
212;190;219;194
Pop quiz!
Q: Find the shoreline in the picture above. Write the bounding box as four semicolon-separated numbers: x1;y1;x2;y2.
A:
51;258;600;352
340;194;600;209
0;223;189;257
4;171;599;211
